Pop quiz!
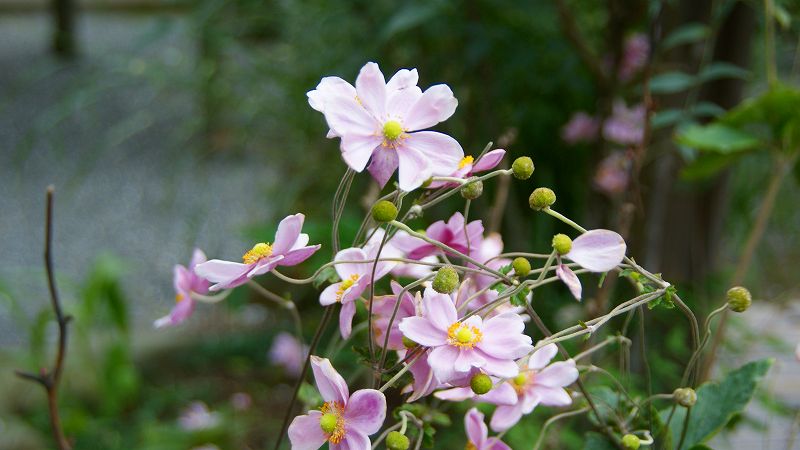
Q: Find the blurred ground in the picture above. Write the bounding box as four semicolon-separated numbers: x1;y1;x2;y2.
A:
0;11;274;345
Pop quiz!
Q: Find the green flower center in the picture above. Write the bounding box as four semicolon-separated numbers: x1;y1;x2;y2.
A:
320;413;338;434
383;120;404;141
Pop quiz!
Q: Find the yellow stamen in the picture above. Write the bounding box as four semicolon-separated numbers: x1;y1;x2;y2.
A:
175;293;185;303
242;242;273;264
458;155;474;169
320;401;346;444
335;274;360;303
447;322;483;349
466;442;478;450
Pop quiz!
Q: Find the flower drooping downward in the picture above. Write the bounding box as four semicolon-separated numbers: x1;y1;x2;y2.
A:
308;62;464;191
194;213;320;291
154;249;210;328
464;408;511;450
288;356;386;450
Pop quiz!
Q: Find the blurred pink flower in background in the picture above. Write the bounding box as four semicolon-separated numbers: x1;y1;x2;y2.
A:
619;33;650;81
178;402;220;431
594;150;633;196
603;101;645;146
561;112;599;144
154;248;210;328
269;332;308;376
230;392;252;411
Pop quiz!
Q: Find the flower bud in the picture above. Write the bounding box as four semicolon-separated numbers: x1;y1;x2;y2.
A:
673;387;697;407
512;156;534;180
529;187;556;210
402;336;417;349
470;373;493;395
460;179;484;200
621;434;640;450
512;257;531;277
432;266;459;294
371;200;398;223
552;234;573;255
726;286;752;313
386;431;410;450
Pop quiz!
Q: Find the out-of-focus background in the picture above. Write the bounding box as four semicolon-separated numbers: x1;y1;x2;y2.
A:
0;0;799;449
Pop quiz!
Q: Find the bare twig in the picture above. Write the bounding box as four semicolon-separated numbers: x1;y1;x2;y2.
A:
14;186;72;450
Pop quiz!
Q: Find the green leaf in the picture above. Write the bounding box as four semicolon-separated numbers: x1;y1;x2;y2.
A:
312;266;338;289
650;72;696;94
774;4;791;29
652;109;686;130
680;152;743;180
676;124;760;154
691;102;725;118
659;359;773;449
697;62;749;83
661;23;709;50
688;446;714;450
583;432;617;450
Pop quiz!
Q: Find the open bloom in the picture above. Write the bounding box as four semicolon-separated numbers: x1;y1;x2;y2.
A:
603;101;645;146
288;356;386;450
194;214;320;291
269;332;308;376
320;236;399;338
427;149;506;188
393;212;484;260
491;344;579;432
307;62;464;191
154;249;210;328
465;408;512;450
399;288;532;383
556;229;627;301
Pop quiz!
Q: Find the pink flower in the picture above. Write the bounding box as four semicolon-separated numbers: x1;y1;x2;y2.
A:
398;288;532;383
269;332;308;376
307;62;464;191
401;347;443;402
464;233;511;310
465;408;512;450
619;34;650;81
562;112;599;144
178;402;220;431
594;151;633;196
427;149;506;188
556;229;627;301
372;281;419;351
320;236;399;338
154;249;210;328
194;214;320;291
288;356;386;450
603;101;645;146
490;344;579;432
392;212;484;260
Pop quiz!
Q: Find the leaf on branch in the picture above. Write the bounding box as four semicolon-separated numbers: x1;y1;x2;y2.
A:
661;23;709;50
676;123;760;154
650;72;696;94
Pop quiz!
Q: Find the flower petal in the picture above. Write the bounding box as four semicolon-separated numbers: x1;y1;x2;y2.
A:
405;131;464;177
272;214;304;255
556;264;582;301
279;245;321;266
404;84;458;131
534;385;573;406
472;149;506;172
344;389;387;435
487;438;513;450
333;427;370;450
310;356;349;404
322;92;378;137
334;248;370;279
528;343;558;370
566;229;626;272
367;147;399;188
193;259;251;291
395;145;433;191
189;248;207;270
398;317;448;346
535;360;579;388
479;352;520;379
307;76;356;113
481;382;519;406
355;62;387;119
490;404;523;432
341;134;382;172
465;408;488;449
288;410;328;450
428;345;459;382
339;300;357;339
421;288;458;331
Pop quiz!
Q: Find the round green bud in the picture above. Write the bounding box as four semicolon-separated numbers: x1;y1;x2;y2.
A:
320;412;338;434
432;265;460;294
402;336;418;349
529;187;556;210
726;286;752;313
621;434;641;450
386;431;410;450
371;200;398;223
512;257;531;277
512;156;534;180
470;373;493;395
552;234;573;255
673;387;697;407
460;179;484;200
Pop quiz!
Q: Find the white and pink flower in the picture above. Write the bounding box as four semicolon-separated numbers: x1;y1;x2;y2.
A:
556;229;627;301
308;62;464;191
427;149;506;188
154;249;210;328
288;356;386;450
398;288;532;383
269;332;308;376
393;212;484;260
465;408;512;450
194;214;320;291
490;344;579;432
